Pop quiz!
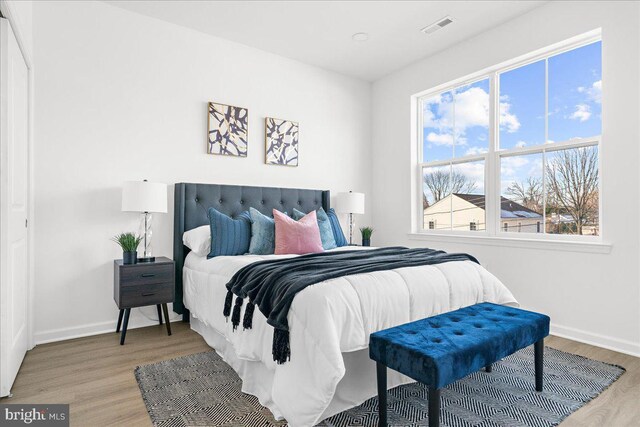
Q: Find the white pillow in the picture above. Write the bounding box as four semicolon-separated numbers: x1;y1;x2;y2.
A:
183;225;211;257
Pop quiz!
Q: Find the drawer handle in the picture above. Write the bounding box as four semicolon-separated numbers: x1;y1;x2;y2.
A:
142;292;156;297
141;273;156;278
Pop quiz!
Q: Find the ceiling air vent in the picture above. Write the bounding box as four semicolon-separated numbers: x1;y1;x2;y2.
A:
421;16;454;35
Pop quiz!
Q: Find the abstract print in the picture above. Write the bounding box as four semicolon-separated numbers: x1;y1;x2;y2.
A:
207;102;248;157
265;117;299;166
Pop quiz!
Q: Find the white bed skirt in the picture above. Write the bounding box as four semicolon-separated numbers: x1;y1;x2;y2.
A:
190;316;416;426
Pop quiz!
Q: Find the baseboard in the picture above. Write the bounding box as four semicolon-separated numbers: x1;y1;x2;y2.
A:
34;315;182;345
551;322;640;358
34;315;640;358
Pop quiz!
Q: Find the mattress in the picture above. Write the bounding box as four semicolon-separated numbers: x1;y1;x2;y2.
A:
183;247;517;427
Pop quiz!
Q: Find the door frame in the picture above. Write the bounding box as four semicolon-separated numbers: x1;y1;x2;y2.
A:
0;1;35;350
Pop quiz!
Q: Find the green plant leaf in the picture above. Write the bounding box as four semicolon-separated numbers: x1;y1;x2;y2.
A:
111;232;143;252
359;226;374;239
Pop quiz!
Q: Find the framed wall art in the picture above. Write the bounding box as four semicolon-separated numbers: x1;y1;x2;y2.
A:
207;102;248;157
265;117;299;166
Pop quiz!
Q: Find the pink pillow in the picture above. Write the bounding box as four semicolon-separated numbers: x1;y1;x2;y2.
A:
274;209;324;255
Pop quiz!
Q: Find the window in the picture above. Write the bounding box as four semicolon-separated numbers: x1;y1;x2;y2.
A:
422;78;488;232
418;37;601;239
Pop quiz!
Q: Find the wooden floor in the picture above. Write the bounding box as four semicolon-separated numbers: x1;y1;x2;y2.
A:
1;323;638;426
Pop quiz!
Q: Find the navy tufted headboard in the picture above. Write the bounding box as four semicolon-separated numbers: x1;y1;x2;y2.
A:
173;182;330;318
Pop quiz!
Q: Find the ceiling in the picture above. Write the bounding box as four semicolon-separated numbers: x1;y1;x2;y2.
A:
105;1;546;81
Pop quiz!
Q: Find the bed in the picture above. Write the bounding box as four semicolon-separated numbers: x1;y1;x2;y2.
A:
173;182;517;427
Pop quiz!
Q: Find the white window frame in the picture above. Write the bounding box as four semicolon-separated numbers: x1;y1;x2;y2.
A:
411;29;606;248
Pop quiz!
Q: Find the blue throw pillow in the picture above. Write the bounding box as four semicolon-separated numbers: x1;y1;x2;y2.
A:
248;207;284;255
207;208;251;258
293;207;337;250
327;208;348;247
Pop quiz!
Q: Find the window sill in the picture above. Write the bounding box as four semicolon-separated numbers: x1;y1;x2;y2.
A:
407;232;612;254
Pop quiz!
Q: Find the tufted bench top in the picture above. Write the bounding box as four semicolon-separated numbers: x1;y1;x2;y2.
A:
369;303;550;389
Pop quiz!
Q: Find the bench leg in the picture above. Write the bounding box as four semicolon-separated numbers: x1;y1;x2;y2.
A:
376;362;387;427
535;338;544;392
429;387;440;427
485;364;492;373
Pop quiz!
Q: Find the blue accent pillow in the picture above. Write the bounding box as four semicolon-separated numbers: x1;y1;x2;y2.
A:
248;207;284;255
207;208;251;258
293;207;337;250
327;208;348;247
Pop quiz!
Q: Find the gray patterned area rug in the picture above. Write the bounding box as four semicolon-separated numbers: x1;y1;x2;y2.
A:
135;347;624;427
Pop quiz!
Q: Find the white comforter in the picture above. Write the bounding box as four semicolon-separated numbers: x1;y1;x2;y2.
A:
184;247;517;427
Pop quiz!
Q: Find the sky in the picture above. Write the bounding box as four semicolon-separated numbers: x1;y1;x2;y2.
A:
422;41;602;206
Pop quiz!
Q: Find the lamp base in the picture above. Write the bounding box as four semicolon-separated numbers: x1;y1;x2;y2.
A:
137;256;156;263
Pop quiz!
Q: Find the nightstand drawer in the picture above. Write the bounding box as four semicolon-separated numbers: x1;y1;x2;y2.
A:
119;282;174;308
119;263;174;286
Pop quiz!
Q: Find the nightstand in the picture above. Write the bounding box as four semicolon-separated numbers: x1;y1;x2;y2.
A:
114;256;175;345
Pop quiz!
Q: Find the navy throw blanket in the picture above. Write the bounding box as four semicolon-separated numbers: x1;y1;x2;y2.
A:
222;247;479;364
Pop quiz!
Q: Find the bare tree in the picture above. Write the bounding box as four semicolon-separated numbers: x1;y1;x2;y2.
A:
545;147;599;235
423;170;477;204
423;194;429;210
505;177;543;214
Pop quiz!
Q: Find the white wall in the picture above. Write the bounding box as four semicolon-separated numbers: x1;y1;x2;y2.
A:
0;0;33;64
32;1;372;343
31;0;640;355
372;1;640;355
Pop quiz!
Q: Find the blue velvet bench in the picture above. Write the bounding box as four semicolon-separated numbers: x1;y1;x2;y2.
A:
369;303;550;427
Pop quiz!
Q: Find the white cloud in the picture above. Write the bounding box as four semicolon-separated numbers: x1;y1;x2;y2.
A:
456;136;468;146
423;93;453;129
500;155;543;194
501;156;530;177
547;107;561;118
423;88;488;130
426;132;453;146
591;80;602;103
515;141;527;148
423;106;436;128
452;87;490;129
570;104;591;122
578;80;601;104
500;99;520;133
453;161;485;192
424;86;521;141
464;146;487;156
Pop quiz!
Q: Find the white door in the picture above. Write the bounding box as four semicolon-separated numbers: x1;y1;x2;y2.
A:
0;18;29;397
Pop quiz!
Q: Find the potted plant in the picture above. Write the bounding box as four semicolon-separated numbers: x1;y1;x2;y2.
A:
360;226;374;247
112;232;143;265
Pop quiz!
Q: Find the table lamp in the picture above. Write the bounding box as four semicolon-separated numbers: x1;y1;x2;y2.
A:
122;180;167;262
336;191;365;245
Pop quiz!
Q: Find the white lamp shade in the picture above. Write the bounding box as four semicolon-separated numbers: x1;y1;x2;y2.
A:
336;192;365;214
122;181;167;213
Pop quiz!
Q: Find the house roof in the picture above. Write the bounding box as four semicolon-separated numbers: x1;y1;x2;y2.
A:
452;193;543;219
